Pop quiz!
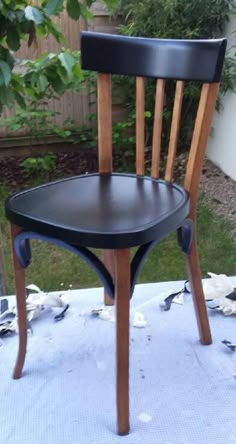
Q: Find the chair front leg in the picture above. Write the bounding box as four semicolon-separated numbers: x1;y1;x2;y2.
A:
115;248;130;435
10;223;27;379
186;227;212;345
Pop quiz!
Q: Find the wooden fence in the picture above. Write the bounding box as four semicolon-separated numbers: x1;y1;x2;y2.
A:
0;1;120;146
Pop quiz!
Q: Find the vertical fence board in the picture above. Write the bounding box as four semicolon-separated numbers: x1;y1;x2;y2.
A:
0;2;120;145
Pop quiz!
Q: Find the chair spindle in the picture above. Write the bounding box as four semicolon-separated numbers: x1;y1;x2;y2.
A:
165;81;184;182
97;73;112;173
136;77;145;176
151;79;165;179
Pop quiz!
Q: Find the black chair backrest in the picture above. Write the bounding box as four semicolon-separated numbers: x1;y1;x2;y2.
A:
80;32;227;219
81;32;226;82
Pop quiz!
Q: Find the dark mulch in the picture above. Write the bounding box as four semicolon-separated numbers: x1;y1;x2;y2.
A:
0;147;187;191
0;149;99;189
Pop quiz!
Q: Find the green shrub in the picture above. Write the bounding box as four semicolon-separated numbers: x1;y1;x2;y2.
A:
109;0;236;152
114;0;235;39
20;152;57;181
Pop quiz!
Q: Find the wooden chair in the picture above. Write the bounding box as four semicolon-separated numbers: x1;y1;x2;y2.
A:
5;32;226;435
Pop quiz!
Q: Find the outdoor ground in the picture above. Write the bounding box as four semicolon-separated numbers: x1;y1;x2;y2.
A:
1;281;236;444
200;159;236;240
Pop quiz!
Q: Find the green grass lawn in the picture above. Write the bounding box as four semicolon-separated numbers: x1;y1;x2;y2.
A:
1;184;236;294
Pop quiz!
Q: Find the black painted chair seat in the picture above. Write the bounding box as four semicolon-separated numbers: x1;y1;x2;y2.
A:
5;173;189;249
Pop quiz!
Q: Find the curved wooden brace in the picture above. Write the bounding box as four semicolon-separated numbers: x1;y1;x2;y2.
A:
14;219;193;302
130;218;193;296
130;241;155;296
14;232;115;300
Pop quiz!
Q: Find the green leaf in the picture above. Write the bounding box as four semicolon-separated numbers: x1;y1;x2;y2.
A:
11;123;22;131
66;0;81;20
103;0;116;6
84;0;94;7
6;27;20;51
79;4;93;19
10;73;25;93
55;65;69;84
25;6;43;24
58;52;75;79
45;0;64;16
38;74;49;92
0;85;14;107
0;61;11;87
144;111;152;118
14;91;26;109
49;74;66;95
0;46;15;70
72;63;82;79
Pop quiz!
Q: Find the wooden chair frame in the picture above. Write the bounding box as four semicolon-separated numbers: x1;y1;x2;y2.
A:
7;33;226;436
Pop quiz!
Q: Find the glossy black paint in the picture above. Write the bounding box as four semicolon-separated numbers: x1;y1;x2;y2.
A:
81;32;227;82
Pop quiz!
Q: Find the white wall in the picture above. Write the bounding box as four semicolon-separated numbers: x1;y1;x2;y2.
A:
207;16;236;181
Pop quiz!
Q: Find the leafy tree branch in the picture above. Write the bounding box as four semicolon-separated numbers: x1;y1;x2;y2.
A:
0;0;115;112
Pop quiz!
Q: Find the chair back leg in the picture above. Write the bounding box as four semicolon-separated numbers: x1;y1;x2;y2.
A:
10;223;27;379
186;228;212;345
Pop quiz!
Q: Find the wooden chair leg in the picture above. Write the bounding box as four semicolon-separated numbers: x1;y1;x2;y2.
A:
186;230;212;345
10;224;27;379
103;249;115;306
115;248;130;435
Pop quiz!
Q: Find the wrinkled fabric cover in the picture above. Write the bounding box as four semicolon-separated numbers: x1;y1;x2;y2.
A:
0;281;236;444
